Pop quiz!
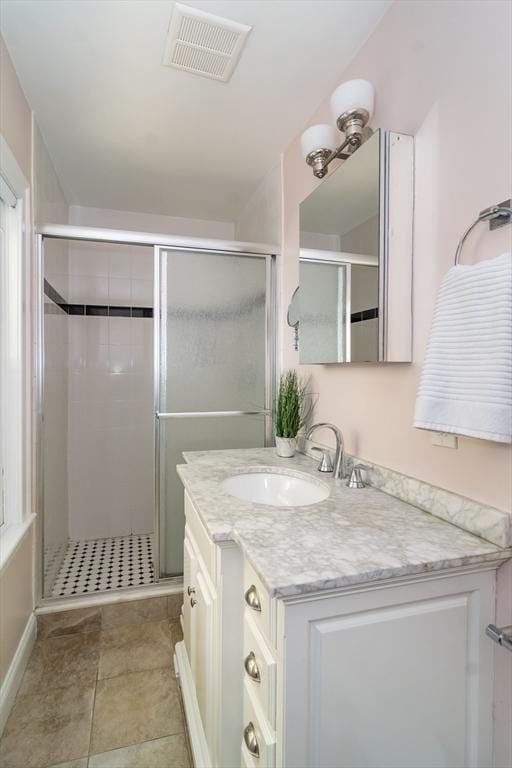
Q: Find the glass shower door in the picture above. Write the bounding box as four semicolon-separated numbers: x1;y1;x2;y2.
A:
155;248;273;578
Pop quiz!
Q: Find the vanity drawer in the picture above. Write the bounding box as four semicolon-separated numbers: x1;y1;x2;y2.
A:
184;491;216;579
242;681;276;768
244;559;273;645
243;612;277;726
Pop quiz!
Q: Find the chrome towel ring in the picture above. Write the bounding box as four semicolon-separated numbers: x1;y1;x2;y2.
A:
454;199;512;266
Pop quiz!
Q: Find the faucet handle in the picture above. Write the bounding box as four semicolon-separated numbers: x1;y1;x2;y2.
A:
312;448;334;473
346;464;369;488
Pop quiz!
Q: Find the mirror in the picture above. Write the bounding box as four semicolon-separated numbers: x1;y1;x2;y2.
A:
297;129;413;363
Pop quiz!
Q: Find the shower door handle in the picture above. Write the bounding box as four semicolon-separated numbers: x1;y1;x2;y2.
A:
156;410;271;419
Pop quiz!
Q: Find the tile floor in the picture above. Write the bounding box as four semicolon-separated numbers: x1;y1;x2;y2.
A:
49;535;155;598
0;594;189;768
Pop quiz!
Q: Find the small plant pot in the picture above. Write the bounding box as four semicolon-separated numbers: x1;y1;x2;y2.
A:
275;436;296;458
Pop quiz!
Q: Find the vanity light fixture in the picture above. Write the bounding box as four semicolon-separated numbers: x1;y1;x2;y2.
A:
300;79;375;178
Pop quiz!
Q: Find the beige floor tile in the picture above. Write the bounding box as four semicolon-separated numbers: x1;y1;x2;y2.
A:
47;760;89;768
101;597;167;629
91;668;183;754
0;684;95;768
167;593;183;620
88;734;190;768
19;631;100;695
98;620;172;679
37;606;101;639
169;618;184;647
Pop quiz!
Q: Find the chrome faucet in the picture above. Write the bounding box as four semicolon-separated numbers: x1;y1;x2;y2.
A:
305;422;346;479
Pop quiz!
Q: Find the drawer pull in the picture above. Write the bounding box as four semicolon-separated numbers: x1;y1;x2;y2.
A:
187;586;196;596
245;584;262;612
244;651;261;682
190;598;197;607
243;721;260;757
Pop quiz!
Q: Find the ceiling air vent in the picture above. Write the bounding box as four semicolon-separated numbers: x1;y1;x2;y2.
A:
163;3;251;82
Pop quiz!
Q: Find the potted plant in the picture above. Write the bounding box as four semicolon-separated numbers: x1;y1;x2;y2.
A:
274;370;310;458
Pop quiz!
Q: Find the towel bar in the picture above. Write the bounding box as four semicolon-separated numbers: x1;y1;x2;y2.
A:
455;199;512;265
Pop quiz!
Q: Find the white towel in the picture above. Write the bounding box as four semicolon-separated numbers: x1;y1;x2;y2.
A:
414;251;512;443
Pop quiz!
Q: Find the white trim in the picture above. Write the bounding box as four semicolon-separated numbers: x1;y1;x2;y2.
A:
0;136;29;197
0;176;16;207
300;247;378;266
175;640;212;768
37;223;279;256
0;613;36;736
0;514;35;573
36;578;183;613
0;194;28;536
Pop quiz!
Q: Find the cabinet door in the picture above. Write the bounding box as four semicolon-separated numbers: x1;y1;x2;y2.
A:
193;566;215;750
183;533;196;659
281;571;495;768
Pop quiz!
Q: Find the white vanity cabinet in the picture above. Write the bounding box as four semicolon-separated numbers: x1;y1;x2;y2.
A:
242;567;497;768
178;491;245;768
178;490;500;768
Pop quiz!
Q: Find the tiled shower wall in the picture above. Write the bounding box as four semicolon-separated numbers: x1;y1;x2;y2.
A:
66;242;154;540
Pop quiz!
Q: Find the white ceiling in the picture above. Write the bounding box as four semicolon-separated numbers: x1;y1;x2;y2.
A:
1;0;390;223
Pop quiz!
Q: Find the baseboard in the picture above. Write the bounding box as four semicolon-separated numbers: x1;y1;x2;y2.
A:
0;613;36;736
174;640;211;768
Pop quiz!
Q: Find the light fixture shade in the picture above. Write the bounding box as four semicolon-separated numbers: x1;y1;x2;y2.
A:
330;79;375;124
300;124;338;160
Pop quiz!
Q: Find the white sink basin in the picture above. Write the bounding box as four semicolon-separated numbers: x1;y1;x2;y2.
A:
222;469;329;507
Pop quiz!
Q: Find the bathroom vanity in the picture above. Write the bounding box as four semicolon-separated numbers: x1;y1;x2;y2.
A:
174;449;511;768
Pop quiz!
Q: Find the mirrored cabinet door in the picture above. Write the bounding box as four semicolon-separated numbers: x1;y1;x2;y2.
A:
297;129;413;364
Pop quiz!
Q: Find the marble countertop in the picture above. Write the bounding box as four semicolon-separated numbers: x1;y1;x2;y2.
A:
177;448;510;598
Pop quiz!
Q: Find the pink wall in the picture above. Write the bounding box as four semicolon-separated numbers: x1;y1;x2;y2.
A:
0;35;31;181
281;4;512;762
0;34;35;691
282;0;512;513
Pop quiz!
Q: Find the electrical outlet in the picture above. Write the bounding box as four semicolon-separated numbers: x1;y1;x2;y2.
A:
431;432;458;449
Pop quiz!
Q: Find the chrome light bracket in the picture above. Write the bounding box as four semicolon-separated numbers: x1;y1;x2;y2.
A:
305;148;332;179
336;107;370;138
306;108;373;179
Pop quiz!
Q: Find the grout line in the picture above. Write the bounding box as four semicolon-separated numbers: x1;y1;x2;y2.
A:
87;729;188;761
87;663;100;761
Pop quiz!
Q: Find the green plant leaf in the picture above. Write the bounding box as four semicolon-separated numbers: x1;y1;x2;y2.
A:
274;370;312;438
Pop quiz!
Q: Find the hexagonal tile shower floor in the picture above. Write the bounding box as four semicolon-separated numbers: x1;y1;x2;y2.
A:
50;534;155;597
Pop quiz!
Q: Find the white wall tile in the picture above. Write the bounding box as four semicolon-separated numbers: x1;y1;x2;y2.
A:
109;345;131;375
68;370;88;401
131;279;153;306
109;250;131;278
86;316;109;346
108;399;131;429
68;245;109;277
131;342;153;375
107;371;131;402
67;243;154;542
68;274;109;303
131;251;153;280
86;341;109;372
130;316;151;346
109;316;131;346
108;276;131;304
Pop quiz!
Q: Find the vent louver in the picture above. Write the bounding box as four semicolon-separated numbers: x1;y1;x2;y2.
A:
163;3;251;82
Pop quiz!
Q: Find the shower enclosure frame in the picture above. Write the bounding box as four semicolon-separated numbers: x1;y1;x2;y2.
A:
35;225;277;604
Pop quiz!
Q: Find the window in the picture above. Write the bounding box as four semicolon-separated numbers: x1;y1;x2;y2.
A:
0;180;25;534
